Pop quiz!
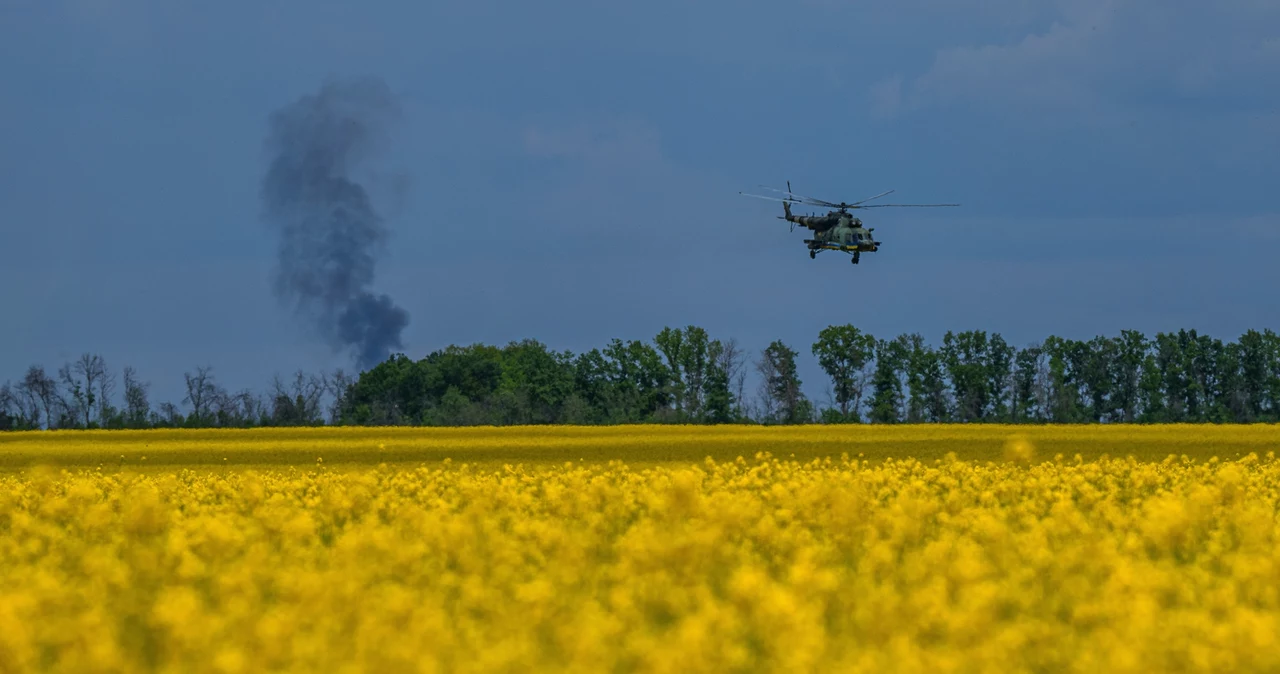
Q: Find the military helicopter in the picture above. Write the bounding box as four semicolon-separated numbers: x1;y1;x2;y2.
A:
740;181;959;264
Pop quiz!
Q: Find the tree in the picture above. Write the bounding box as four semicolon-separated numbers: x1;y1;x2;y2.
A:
1215;341;1247;422
1042;336;1084;422
269;371;327;425
122;366;152;428
574;339;670;423
905;336;950;422
811;325;876;421
703;339;734;423
1237;329;1280;422
498;340;577;424
679;326;711;420
20;366;60;429
1011;343;1043;422
58;353;108;428
1111;330;1148;423
97;361;118;428
1080;336;1117;422
867;337;909;423
703;337;747;424
0;383;35;430
986;334;1015;422
326;369;354;424
343;353;418;425
756;340;811;424
1138;352;1166;422
183;366;219;425
941;331;992;422
654;327;688;417
1154;332;1187;421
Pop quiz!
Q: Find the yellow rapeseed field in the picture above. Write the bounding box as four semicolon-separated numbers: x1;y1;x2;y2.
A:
2;425;1280;672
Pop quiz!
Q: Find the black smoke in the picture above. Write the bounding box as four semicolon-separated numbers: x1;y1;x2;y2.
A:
260;76;410;370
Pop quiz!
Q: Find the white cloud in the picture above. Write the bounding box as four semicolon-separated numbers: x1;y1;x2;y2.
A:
871;0;1280;126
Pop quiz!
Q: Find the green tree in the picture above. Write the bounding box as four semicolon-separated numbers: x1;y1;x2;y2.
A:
703;339;737;423
1238;329;1280;421
757;340;811;424
1138;352;1166;422
1080;336;1117;422
1154;332;1188;421
653;326;687;417
1111;330;1148;423
867;337;909;423
904;336;950;422
986;334;1015;422
1042;336;1085;422
811;325;876;422
498;339;577;424
941;330;991;422
1012;344;1043;422
653;325;713;421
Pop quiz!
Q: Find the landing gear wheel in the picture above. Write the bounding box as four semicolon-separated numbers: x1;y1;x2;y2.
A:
809;250;816;259
851;252;860;265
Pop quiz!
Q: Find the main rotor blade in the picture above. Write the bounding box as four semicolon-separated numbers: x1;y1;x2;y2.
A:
850;189;895;205
753;184;841;208
855;203;960;208
740;192;800;204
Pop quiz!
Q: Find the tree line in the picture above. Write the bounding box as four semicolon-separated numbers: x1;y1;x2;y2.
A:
3;326;1279;430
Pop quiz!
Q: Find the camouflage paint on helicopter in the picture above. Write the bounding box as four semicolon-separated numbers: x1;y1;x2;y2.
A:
741;181;958;265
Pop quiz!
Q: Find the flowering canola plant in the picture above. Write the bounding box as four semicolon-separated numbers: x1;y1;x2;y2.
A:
3;427;1280;672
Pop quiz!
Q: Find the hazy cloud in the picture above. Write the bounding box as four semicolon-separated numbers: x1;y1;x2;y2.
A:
874;0;1280;125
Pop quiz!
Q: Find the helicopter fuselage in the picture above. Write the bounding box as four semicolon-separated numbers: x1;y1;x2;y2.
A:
785;206;879;261
742;182;956;266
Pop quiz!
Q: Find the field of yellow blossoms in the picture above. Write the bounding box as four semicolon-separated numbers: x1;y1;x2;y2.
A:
3;424;1280;672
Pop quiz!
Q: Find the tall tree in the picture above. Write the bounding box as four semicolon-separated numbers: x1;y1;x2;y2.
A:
0;383;34;430
1214;341;1246;422
1012;344;1043;422
1111;330;1148;423
757;340;810;424
21;366;60;429
811;325;876;421
1154;332;1188;421
941;330;991;422
986;334;1015;422
706;337;747;423
653;326;687;416
183;366;219;426
269;371;327;425
1238;329;1273;421
703;339;738;423
905;337;950;422
867;337;909;423
1080;336;1117;422
122;366;152;428
58;353;108;428
653;326;713;421
1138;352;1167;422
679;326;711;420
498;340;577;424
1042;336;1085;422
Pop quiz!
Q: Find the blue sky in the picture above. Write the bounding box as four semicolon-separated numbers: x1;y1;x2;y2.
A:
3;0;1278;408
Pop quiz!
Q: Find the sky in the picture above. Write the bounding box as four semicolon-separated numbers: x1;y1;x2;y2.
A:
2;0;1279;409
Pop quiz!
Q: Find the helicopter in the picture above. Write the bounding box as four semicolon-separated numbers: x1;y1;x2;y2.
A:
740;181;959;264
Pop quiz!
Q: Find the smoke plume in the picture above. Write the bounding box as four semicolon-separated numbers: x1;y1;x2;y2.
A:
260;76;410;370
